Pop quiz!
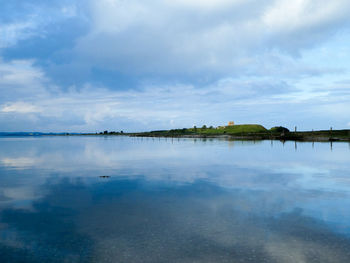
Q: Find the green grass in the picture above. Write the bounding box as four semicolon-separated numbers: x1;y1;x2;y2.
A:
188;124;267;135
135;124;267;137
131;125;350;141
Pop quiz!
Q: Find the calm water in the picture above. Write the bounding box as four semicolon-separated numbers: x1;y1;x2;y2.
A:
0;136;350;262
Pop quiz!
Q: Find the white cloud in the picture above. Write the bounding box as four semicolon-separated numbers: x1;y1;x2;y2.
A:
1;102;42;114
0;1;350;131
0;59;50;104
0;52;349;131
73;0;350;75
0;2;79;49
0;59;45;86
0;22;36;48
263;0;350;32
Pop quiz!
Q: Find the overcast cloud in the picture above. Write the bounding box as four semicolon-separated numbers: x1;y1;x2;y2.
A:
0;0;350;132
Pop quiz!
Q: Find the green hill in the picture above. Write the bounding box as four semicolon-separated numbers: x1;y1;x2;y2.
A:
129;125;350;141
133;124;268;137
188;124;267;135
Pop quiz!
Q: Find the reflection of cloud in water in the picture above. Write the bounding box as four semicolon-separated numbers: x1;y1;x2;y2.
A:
1;137;350;261
0;137;349;187
1;186;42;209
1;179;350;263
1;157;38;169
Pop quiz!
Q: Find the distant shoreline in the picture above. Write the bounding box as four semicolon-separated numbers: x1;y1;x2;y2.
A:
124;124;350;142
126;132;350;142
2;126;350;142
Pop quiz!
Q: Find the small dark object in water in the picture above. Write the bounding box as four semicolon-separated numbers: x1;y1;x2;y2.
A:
99;176;110;178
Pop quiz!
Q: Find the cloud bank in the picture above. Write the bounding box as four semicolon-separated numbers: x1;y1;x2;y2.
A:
0;0;350;131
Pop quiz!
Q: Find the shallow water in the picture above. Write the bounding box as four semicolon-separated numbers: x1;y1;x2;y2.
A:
0;136;350;262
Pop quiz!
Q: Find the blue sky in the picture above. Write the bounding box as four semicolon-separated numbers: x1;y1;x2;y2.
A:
0;0;350;132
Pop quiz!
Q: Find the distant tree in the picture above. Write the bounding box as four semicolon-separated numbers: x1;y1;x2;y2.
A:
194;126;197;132
120;131;124;134
103;130;108;134
209;126;213;129
202;125;207;129
270;126;289;134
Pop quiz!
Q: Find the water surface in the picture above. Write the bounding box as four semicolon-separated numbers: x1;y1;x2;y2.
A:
0;136;350;262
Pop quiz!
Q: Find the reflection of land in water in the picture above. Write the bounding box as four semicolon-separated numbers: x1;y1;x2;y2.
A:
0;136;350;262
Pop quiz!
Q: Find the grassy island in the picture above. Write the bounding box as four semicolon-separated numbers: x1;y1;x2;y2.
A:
3;124;349;142
127;124;350;142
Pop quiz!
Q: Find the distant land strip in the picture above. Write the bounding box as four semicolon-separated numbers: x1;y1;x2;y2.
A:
2;124;350;142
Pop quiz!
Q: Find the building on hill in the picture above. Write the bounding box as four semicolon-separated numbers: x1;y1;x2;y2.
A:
217;121;235;129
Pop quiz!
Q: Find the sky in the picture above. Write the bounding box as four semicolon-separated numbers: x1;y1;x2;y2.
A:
0;0;350;132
